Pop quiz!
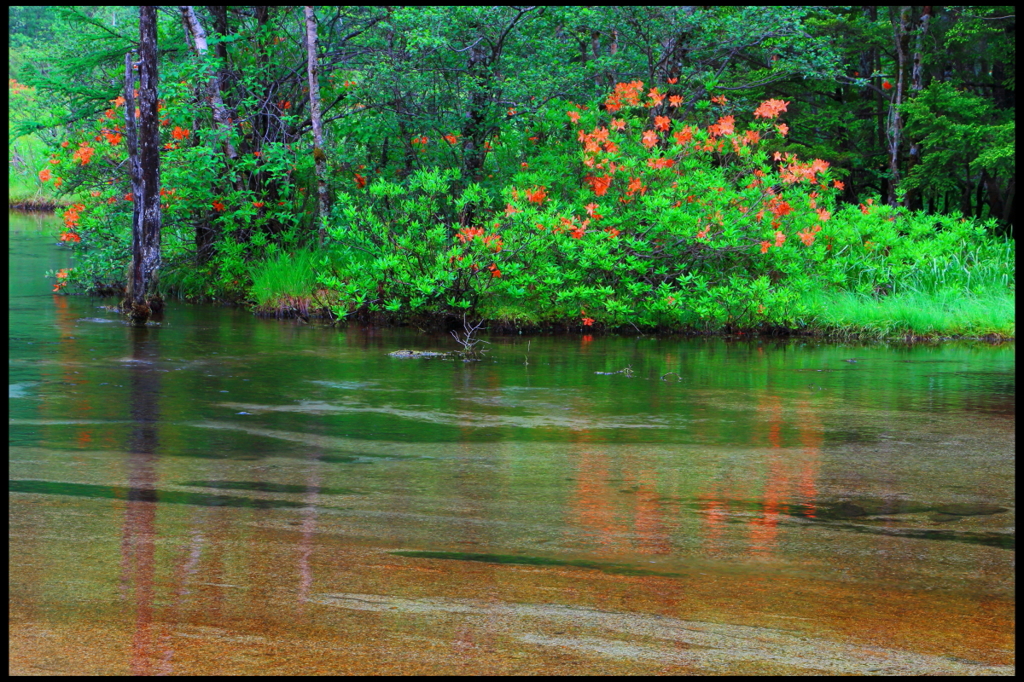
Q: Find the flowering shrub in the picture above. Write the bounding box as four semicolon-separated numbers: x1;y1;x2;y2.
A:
41;62;1002;333
38;58;314;297
317;79;1000;331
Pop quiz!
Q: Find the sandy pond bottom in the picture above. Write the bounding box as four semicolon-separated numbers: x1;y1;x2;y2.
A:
8;211;1015;675
9;491;1014;676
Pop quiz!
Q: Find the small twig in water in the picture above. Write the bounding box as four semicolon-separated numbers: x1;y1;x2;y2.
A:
450;314;490;360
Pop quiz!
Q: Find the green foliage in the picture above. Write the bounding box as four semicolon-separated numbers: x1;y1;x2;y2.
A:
249;248;322;309
316;82;1012;334
901;82;1015;213
18;6;1014;337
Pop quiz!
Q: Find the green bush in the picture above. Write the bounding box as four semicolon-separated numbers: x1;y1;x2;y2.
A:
317;82;1011;334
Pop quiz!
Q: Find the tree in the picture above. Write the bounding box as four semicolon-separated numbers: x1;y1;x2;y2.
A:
123;6;162;326
304;6;330;246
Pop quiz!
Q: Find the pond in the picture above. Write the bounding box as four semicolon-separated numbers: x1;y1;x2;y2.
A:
9;210;1015;675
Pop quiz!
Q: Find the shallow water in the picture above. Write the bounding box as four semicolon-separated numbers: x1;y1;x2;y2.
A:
9;211;1015;674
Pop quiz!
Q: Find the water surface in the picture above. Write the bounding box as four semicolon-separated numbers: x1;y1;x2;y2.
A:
9;211;1015;674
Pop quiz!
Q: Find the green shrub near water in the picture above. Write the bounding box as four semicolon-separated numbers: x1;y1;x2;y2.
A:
800;238;1015;337
29;66;1013;337
249;249;323;313
315;89;1013;336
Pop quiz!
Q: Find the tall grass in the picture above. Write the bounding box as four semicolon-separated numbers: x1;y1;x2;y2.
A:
249;249;322;315
801;238;1015;338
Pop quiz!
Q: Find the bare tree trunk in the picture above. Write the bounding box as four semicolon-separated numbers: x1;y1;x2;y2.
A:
886;6;911;207
124;6;163;326
905;5;933;211
304;6;329;246
180;6;237;160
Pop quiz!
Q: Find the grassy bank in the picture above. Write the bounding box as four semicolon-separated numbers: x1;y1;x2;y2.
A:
8;175;65;210
233;237;1015;339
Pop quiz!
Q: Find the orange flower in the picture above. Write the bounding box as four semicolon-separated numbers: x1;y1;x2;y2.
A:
647;87;665;106
775;123;789;136
171;126;190;140
653;115;671;132
832;180;844;190
59;231;81;243
54;177;64;188
641;129;659;149
483;235;503;252
882;80;892;90
611;119;626;131
774;230;786;247
112;95;126;108
39;168;52;182
253;201;264;208
444;133;458;144
753;99;789;119
525;186;547;205
673;126;694;145
769;200;793;218
279;100;291;109
581;316;594;326
667;77;678;84
647;157;674;170
457;227;484;243
72;143;95;165
212;200;225;212
604;227;619;238
354;173;367;189
567;110;581;124
487;264;501;278
711;95;728;105
585;174;612;197
708;115;734;137
798;229;815;246
760;240;771;254
626;177;646;196
668;95;683;108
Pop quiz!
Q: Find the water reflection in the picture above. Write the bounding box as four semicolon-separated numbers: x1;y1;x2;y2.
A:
8;211;1016;674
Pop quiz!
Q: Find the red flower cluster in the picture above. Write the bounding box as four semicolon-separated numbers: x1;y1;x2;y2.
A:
72;143;95;165
525;186;547;205
52;268;71;292
604;80;644;113
753;99;789;119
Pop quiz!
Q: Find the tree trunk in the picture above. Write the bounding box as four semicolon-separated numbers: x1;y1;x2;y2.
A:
886;6;911;207
124;6;163;326
304;6;330;246
180;6;237;161
461;41;490;186
904;5;933;211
